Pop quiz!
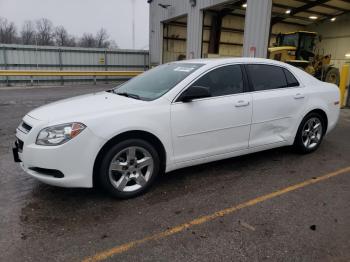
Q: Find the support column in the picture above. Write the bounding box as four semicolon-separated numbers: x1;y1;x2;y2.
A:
208;12;223;54
186;8;203;59
2;46;9;86
58;48;64;85
149;2;162;65
243;0;272;58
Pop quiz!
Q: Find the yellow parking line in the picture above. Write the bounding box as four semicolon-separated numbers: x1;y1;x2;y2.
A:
82;166;350;262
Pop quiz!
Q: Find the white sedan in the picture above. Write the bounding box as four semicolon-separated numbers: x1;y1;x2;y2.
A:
13;58;340;198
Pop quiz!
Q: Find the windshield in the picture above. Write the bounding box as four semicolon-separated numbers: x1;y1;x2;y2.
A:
299;35;315;53
113;63;204;101
281;34;298;47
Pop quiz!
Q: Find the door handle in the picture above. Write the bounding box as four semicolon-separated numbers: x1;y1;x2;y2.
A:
294;93;305;99
235;100;250;107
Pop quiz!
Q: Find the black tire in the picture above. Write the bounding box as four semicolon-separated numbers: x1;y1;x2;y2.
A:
293;112;325;154
98;139;160;199
324;67;340;86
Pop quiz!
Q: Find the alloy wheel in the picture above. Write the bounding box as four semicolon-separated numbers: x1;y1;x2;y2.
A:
108;146;154;192
301;117;323;150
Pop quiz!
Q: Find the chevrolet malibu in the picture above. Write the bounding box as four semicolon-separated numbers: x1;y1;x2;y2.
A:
13;58;340;198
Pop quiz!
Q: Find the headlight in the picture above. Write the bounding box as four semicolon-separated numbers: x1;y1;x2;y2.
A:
36;122;86;146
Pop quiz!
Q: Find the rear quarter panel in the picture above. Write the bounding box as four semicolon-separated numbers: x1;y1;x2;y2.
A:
282;66;338;140
305;81;340;134
297;79;340;137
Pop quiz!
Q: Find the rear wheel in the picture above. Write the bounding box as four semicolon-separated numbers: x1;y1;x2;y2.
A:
294;113;325;154
324;67;340;85
98;139;160;198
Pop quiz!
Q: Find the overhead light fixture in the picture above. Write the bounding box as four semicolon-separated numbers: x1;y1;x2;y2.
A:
242;3;247;8
285;9;291;14
345;53;350;58
331;17;336;22
309;16;318;20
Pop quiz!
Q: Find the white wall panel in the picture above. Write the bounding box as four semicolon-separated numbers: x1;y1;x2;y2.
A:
307;13;350;71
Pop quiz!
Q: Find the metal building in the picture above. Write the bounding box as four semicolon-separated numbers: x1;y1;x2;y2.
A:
149;0;272;65
149;0;350;67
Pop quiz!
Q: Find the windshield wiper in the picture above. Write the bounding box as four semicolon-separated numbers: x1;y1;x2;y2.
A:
115;92;141;100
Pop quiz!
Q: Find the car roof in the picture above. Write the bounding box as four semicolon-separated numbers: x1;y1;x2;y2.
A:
174;57;292;68
172;57;318;86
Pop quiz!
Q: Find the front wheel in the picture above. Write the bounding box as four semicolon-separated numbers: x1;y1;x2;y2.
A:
98;139;160;199
293;113;325;154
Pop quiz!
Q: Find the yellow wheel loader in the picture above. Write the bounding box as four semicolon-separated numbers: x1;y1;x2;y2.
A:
268;31;340;85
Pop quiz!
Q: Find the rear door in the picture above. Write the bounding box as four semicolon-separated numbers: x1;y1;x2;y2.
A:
246;64;307;148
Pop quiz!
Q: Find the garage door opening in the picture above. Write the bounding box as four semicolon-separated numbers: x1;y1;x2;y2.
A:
268;0;350;86
202;1;246;58
162;16;187;63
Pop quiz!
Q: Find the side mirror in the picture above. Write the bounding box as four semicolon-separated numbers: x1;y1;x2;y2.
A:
180;86;211;102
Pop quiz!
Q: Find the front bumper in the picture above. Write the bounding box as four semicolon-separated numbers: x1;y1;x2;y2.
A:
15;115;106;188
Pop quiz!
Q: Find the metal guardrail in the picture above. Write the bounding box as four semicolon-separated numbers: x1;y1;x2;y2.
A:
1;44;149;86
0;70;143;86
0;70;142;76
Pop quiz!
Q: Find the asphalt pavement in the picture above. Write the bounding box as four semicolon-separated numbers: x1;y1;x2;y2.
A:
0;84;349;262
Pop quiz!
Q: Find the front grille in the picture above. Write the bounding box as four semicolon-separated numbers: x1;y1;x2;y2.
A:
21;122;32;133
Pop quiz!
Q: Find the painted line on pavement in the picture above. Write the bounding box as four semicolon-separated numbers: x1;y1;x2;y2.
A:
82;166;350;262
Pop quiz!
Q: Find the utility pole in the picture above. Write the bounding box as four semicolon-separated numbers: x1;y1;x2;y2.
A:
132;0;136;49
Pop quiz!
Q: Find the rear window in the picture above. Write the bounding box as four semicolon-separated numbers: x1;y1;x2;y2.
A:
283;68;300;87
246;64;287;91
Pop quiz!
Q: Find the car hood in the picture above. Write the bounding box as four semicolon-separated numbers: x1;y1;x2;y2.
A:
27;91;145;122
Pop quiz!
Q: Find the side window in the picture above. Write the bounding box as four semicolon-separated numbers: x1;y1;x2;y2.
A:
190;65;244;97
247;64;287;91
283;68;300;87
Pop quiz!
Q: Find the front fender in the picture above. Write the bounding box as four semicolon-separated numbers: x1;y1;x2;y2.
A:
87;103;174;170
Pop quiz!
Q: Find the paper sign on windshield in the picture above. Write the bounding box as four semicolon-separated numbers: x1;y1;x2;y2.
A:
174;67;195;72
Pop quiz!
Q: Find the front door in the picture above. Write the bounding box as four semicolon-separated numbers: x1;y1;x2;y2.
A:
171;64;252;163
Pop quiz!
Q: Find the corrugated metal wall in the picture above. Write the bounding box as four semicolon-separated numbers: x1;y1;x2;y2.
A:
0;44;149;86
243;0;272;57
